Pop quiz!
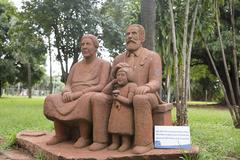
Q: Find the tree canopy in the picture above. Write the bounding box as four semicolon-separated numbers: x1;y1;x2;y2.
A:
23;0;101;82
0;0;47;97
0;1;19;96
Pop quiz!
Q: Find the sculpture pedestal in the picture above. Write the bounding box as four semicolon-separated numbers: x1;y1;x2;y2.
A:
16;131;199;160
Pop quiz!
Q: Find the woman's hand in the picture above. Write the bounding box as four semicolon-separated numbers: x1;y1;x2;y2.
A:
62;92;72;102
62;91;84;103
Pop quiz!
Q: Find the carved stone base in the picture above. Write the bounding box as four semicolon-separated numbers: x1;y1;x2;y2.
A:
16;131;199;160
153;103;173;126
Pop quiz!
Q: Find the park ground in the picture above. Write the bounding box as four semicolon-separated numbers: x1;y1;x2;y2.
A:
0;96;239;160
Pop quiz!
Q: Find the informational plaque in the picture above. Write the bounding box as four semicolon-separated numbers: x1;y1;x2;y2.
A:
154;126;191;149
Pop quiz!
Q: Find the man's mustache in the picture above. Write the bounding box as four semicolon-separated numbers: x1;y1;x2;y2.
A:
127;40;137;44
82;49;89;52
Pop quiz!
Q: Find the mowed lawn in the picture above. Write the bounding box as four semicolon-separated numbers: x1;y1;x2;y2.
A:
0;96;52;148
0;96;240;160
188;107;240;159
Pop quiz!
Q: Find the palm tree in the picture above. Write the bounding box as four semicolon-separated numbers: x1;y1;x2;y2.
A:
168;0;181;124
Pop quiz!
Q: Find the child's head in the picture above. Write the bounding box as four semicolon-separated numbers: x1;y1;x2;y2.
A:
114;64;134;86
116;68;128;86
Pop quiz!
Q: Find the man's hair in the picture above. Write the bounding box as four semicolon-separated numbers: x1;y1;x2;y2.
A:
127;24;145;43
80;34;99;48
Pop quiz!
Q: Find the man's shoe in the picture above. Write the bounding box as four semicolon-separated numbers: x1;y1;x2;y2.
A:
132;143;153;154
89;142;108;151
73;137;91;148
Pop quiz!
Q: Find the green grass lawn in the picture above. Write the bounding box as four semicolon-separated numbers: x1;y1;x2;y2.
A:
188;108;240;160
0;96;239;159
0;96;52;148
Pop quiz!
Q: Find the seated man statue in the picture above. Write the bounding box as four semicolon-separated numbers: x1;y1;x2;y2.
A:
44;34;111;148
91;24;163;154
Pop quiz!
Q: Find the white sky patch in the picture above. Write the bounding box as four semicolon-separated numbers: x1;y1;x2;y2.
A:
11;0;24;10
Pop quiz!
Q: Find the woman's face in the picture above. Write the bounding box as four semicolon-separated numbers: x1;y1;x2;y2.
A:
81;37;96;59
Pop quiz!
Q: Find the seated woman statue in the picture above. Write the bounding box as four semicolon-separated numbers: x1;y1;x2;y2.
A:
44;34;111;148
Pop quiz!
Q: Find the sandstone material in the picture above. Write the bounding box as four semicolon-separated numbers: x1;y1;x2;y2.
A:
42;25;177;155
43;34;111;147
19;131;47;137
153;103;173;126
111;24;168;152
16;131;199;160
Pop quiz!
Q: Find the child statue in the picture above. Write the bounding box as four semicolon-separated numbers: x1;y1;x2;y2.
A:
103;64;137;152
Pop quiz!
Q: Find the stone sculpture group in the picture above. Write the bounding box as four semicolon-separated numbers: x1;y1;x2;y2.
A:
44;24;171;154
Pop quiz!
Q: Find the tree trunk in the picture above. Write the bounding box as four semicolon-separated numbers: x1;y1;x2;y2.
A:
27;63;32;98
48;35;53;94
58;46;67;83
140;0;156;51
180;0;190;125
215;1;236;106
188;80;191;101
230;0;240;106
72;39;79;68
53;25;67;83
64;54;68;79
182;0;200;124
186;0;200;97
0;81;2;97
200;31;239;127
168;0;181;125
166;72;171;103
215;0;240;127
181;0;190;107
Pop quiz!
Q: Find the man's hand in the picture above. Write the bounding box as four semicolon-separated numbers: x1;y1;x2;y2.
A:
115;62;130;68
135;86;150;95
112;63;130;77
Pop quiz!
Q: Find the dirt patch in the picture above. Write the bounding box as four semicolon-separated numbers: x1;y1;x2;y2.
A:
1;148;34;160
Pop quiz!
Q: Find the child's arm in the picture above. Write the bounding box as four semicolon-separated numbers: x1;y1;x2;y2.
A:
102;79;117;95
113;94;132;105
113;83;137;106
